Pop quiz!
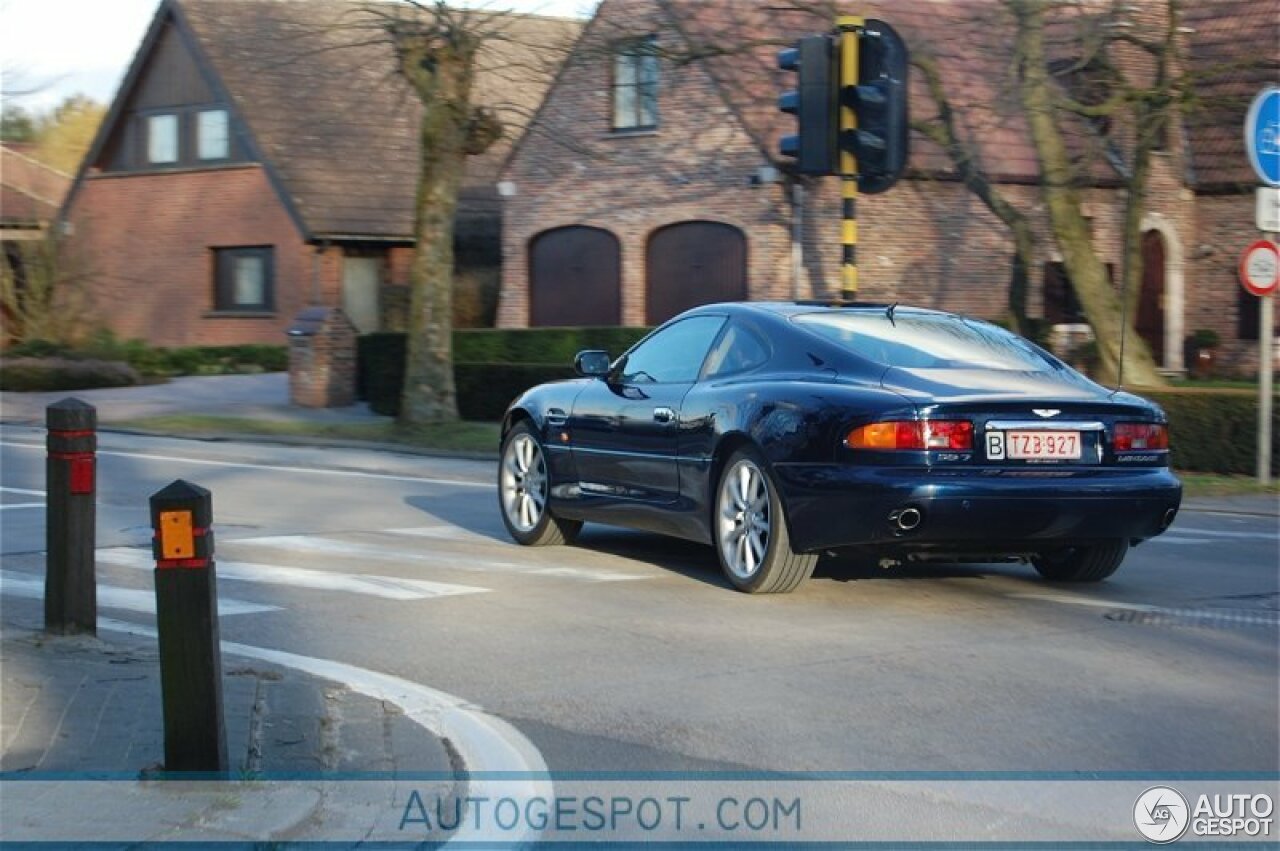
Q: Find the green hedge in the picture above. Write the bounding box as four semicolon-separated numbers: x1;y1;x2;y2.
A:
456;363;574;421
453;327;649;365
356;334;409;416
0;358;141;391
5;337;287;377
360;329;648;419
1145;389;1279;475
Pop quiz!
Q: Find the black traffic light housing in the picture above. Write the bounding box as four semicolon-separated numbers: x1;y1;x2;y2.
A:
777;35;837;176
841;19;909;194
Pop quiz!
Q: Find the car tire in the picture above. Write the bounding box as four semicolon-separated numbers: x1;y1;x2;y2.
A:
499;421;582;546
713;447;817;593
1031;539;1128;582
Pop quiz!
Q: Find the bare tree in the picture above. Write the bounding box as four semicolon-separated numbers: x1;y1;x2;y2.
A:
1;232;96;347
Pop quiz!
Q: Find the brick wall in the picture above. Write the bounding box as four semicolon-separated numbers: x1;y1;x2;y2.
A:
500;0;1264;379
498;0;1168;333
499;0;789;327
1190;193;1279;376
288;307;357;408
67;165;338;347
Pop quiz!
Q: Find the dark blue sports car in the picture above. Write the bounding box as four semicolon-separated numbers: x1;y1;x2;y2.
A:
497;302;1182;593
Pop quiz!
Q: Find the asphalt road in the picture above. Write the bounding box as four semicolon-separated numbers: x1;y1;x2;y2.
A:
2;425;1277;774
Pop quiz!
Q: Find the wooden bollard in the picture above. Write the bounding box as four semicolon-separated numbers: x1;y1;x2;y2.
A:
151;479;227;773
45;398;97;635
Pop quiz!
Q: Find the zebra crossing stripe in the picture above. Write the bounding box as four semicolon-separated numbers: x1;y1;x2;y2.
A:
228;534;646;583
95;548;489;600
0;569;278;616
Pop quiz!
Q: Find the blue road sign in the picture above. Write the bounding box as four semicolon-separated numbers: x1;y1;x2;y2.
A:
1246;87;1280;187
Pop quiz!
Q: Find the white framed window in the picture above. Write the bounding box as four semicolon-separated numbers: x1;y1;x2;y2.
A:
197;109;229;160
147;114;179;164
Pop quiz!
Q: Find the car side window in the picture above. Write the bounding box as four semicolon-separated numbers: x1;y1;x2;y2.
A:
702;322;770;378
619;316;726;384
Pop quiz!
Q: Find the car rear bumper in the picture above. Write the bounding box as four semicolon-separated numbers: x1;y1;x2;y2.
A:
772;464;1183;553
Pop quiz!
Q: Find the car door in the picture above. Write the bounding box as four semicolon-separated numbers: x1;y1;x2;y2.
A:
569;315;726;504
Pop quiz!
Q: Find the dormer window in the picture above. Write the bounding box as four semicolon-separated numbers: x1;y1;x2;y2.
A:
197;109;229;160
147;114;179;164
612;36;659;131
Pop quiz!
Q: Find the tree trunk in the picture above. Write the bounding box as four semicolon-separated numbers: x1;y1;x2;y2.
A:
1010;0;1164;387
396;38;478;425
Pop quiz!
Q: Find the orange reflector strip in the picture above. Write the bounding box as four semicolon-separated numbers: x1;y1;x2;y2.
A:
158;510;196;559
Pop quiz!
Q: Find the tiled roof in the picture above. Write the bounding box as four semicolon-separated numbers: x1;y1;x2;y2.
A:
664;0;1276;189
176;0;581;239
1183;0;1280;191
1;145;72;228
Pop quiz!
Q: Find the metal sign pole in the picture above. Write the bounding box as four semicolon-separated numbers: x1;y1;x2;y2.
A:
1261;275;1275;486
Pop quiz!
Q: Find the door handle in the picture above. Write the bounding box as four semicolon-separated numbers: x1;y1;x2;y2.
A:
653;406;676;424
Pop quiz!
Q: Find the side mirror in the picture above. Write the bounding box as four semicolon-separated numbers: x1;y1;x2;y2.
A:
574;350;611;377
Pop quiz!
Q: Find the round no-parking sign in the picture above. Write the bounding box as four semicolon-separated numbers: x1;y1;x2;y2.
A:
1240;240;1279;297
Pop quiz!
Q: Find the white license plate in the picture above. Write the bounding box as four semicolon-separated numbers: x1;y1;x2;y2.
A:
987;430;1081;460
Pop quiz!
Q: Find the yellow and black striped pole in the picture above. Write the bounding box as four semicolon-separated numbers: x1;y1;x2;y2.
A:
837;16;862;301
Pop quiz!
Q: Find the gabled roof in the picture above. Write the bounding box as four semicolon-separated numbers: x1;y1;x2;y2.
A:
1183;0;1280;192
1;145;72;229
75;0;581;241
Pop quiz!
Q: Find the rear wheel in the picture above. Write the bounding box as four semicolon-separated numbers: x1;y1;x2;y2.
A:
714;448;817;593
499;421;582;546
1032;539;1128;582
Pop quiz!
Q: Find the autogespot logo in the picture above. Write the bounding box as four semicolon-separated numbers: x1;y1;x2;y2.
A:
1135;786;1191;844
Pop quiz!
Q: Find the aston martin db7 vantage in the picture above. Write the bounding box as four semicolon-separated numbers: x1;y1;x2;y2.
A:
497;302;1182;593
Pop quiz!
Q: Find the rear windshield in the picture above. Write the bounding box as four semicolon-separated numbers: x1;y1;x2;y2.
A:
793;312;1059;372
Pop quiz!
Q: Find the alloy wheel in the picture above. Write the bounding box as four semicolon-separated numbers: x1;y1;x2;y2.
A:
501;433;548;533
717;458;772;580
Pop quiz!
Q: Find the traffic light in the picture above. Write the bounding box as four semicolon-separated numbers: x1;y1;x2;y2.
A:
777;36;837;176
841;19;909;194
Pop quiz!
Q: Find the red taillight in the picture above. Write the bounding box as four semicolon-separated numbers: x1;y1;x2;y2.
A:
1113;422;1169;451
846;420;973;450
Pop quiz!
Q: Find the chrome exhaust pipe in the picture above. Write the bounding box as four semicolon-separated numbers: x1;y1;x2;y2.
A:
892;507;923;532
1161;507;1177;531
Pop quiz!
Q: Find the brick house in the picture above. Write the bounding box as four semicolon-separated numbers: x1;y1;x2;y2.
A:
499;0;1277;375
62;0;579;348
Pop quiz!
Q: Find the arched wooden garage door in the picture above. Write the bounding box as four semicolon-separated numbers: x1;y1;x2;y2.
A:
646;221;747;324
529;226;621;326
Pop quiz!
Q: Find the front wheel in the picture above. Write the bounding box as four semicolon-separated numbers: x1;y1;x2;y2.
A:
499;422;582;546
713;448;817;593
1031;539;1128;582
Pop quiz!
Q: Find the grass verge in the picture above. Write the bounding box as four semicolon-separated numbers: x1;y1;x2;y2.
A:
112;415;500;454
1175;471;1280;499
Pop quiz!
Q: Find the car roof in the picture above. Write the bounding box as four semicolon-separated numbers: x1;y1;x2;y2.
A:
683;301;959;320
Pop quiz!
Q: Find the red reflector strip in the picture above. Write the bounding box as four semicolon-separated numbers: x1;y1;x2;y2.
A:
156;558;211;570
153;527;210;539
48;429;96;438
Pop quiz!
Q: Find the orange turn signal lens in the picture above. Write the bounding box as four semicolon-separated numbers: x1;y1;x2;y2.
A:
845;420;973;451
